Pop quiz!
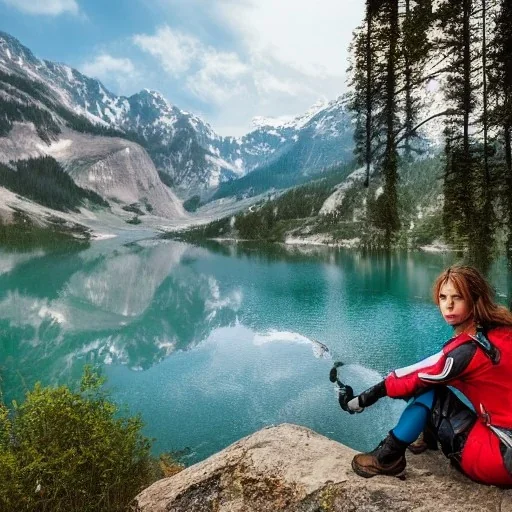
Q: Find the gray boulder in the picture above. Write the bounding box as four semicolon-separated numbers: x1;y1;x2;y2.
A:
133;423;512;511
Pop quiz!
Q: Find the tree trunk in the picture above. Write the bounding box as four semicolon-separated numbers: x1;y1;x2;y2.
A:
383;0;400;244
463;0;471;160
482;0;490;185
404;0;413;160
365;2;373;187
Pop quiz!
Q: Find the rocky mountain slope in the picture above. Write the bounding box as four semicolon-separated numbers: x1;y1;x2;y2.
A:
0;31;354;198
0;121;185;221
0;35;186;222
134;423;512;512
172;155;444;250
45;129;184;218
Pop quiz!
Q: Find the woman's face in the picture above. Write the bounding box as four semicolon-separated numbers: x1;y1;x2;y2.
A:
438;279;474;332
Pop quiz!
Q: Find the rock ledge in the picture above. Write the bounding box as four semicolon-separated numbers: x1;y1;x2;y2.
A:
133;423;512;512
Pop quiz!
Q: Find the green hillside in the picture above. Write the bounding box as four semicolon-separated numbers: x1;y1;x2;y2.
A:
166;156;444;249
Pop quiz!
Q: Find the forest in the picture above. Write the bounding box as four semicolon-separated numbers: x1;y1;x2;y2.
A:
174;0;512;268
0;156;108;212
348;0;512;265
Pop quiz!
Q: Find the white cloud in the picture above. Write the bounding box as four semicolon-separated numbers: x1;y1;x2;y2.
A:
1;0;79;15
215;0;363;78
82;54;135;78
135;26;249;105
186;51;249;104
133;26;199;76
253;70;312;97
81;54;138;94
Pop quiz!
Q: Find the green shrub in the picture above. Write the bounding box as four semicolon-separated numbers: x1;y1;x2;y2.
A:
0;210;91;249
0;367;155;512
183;195;201;212
126;215;142;225
157;171;175;188
122;203;145;215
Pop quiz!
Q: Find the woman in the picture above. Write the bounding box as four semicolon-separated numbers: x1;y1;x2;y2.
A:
338;265;512;485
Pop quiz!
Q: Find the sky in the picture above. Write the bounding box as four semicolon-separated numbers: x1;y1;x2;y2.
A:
0;0;365;136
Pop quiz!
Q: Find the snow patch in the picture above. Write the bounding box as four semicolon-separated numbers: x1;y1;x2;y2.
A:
250;98;330;132
252;115;292;129
205;154;245;178
63;65;74;82
419;241;451;253
42;138;73;155
285;234;360;248
92;233;117;241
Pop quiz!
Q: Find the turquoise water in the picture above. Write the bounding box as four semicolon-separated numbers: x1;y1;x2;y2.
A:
1;237;512;464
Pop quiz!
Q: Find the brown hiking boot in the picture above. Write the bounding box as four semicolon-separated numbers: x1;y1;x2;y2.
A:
352;432;407;478
408;428;438;455
408;432;428;454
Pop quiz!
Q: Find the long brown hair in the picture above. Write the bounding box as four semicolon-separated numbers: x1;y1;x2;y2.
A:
432;265;512;327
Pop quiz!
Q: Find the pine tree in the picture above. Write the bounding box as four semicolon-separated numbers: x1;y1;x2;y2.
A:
399;0;434;160
435;0;477;247
347;1;384;187
380;0;401;243
347;0;436;245
488;0;512;255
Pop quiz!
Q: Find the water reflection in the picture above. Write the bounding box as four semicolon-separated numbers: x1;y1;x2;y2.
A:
3;237;512;462
106;323;407;463
0;240;241;400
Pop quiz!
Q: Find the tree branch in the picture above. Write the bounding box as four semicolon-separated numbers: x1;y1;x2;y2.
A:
395;109;458;146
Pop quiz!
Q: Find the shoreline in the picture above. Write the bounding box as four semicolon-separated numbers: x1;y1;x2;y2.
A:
194;234;456;253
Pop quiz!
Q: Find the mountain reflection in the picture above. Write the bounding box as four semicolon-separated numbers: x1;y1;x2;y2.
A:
0;240;241;399
3;237;512;407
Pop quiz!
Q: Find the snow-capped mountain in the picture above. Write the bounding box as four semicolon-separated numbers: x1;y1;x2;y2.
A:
0;33;185;219
0;31;355;198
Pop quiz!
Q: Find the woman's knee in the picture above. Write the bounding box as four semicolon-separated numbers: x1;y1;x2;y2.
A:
411;389;435;410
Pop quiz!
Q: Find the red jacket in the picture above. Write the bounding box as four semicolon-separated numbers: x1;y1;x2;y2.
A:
385;326;512;485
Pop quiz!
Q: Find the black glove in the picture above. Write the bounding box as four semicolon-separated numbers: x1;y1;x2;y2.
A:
338;380;387;414
338;384;357;414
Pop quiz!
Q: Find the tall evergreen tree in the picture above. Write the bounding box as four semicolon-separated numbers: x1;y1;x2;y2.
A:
473;0;494;270
348;0;435;245
347;0;385;187
399;0;434;160
436;0;478;247
380;0;401;242
488;0;512;255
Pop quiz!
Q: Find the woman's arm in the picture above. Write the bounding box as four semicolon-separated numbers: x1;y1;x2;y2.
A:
343;339;478;413
385;342;477;398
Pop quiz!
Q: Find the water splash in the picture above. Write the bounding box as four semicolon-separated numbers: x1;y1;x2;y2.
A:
252;329;335;360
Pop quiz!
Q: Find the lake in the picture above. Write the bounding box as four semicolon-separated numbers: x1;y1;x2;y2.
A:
1;235;511;465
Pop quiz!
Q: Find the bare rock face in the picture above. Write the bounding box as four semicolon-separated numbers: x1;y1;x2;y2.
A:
46;129;186;219
0;123;186;219
133;423;512;512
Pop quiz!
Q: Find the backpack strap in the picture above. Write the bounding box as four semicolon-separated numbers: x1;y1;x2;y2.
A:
469;327;500;365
